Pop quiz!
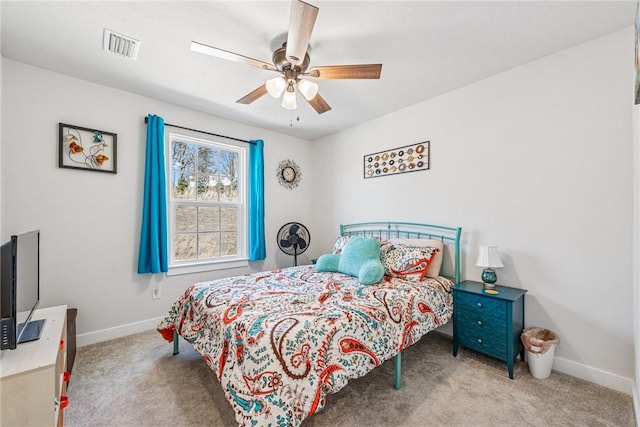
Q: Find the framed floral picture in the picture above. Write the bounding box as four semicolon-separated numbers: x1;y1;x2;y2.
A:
58;123;117;173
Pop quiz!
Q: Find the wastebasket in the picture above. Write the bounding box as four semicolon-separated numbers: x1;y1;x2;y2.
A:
521;327;559;379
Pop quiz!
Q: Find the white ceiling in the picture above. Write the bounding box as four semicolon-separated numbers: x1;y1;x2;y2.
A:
1;1;635;141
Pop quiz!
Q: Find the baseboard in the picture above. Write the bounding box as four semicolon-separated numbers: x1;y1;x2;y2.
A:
553;355;634;395
76;316;164;347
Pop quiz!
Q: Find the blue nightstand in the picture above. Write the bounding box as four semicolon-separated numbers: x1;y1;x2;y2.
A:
452;280;527;379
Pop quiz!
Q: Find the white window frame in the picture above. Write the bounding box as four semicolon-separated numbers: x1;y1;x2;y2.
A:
165;132;248;276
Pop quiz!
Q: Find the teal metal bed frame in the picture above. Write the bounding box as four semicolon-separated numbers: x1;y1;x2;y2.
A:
171;221;462;391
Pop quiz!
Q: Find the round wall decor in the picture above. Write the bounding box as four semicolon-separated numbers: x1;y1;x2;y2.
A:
277;159;302;189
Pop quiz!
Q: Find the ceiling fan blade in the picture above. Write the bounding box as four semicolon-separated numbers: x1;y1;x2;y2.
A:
236;85;268;104
285;0;319;66
306;93;332;114
306;64;382;79
190;41;277;72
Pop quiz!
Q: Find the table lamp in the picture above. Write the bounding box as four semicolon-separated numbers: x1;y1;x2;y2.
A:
475;245;504;287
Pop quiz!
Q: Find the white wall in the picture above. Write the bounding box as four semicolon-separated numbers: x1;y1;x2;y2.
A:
0;9;3;235
1;59;314;341
1;4;3;234
0;54;3;235
311;28;635;390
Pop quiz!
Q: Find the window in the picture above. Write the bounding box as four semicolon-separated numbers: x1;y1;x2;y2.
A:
166;133;247;275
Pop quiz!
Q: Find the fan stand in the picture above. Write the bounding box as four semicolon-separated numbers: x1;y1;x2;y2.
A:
293;243;299;267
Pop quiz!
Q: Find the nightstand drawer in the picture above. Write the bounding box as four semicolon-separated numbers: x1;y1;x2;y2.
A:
455;291;507;323
455;312;507;340
456;326;507;360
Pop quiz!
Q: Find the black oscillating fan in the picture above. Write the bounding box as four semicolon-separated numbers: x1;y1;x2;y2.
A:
277;222;310;266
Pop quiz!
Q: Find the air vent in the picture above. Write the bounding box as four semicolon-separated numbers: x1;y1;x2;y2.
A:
103;28;140;60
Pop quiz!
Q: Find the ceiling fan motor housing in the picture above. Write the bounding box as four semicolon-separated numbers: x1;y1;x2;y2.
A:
273;43;310;74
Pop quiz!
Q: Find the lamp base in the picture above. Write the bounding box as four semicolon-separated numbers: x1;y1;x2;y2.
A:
481;268;497;287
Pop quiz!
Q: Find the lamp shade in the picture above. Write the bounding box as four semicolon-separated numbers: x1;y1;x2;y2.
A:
266;77;286;98
297;79;319;101
281;90;297;109
475;246;504;268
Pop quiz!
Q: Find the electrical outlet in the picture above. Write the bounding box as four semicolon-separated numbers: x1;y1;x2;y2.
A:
152;284;161;300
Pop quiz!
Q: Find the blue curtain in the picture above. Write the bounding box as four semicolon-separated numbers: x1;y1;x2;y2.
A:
248;139;266;260
137;114;168;273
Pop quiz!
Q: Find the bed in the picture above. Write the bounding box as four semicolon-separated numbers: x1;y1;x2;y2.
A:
158;221;461;426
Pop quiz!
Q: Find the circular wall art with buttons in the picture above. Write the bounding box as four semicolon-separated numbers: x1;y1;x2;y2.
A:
277;159;302;189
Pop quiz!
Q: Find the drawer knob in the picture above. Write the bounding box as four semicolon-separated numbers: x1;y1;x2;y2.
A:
477;320;483;326
60;395;69;409
477;338;483;344
476;302;483;308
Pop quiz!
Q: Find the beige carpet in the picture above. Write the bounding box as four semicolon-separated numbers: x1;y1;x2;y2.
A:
65;330;635;427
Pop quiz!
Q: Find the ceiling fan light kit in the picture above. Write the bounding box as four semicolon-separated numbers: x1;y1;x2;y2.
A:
190;0;382;115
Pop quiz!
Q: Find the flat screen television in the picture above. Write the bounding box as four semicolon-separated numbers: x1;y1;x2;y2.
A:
0;229;43;350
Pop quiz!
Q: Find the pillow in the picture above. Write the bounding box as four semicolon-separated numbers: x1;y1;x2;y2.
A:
380;245;439;282
332;236;351;254
315;253;340;271
387;238;444;277
332;235;387;254
317;237;384;285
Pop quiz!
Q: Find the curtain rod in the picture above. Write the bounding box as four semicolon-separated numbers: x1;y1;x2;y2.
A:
144;116;255;145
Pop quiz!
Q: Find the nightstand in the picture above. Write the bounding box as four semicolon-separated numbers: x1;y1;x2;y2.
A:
452;280;527;379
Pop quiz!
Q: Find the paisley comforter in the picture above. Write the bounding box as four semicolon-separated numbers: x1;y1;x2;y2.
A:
158;265;453;426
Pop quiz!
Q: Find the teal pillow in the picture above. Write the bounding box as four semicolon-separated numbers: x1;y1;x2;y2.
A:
316;253;340;272
315;236;384;285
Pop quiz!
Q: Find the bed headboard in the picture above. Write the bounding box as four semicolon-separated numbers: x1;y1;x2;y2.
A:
339;221;462;284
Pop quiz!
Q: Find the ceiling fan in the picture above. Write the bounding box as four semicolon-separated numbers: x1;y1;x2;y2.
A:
190;0;382;114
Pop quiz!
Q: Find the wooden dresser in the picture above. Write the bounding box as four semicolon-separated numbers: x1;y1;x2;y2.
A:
452;281;526;379
1;305;69;426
